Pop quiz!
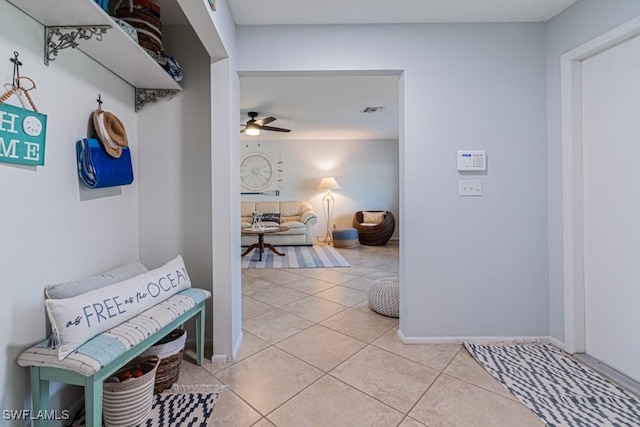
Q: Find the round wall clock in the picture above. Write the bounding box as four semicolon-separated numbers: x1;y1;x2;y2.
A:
241;152;274;191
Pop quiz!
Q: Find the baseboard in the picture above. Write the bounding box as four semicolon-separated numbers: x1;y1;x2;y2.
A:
547;336;567;352
210;331;243;363
397;330;556;346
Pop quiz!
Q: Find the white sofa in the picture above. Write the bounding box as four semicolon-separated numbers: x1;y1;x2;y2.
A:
241;201;318;246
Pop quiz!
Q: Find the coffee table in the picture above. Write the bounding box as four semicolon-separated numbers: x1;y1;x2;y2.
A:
241;226;289;261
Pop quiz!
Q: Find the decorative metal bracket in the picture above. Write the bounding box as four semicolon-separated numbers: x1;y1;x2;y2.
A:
44;25;111;66
135;88;180;112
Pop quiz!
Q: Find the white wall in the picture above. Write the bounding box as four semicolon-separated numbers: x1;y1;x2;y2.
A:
241;139;399;239
545;0;640;344
237;23;549;339
0;0;139;417
178;0;243;358
137;24;212;342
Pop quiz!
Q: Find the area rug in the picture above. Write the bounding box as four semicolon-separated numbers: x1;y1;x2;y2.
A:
241;245;350;269
465;343;640;427
68;384;225;426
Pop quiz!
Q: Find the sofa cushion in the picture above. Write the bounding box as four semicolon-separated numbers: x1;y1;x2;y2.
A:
363;211;386;225
241;202;256;217
255;202;280;213
279;221;307;234
280;201;312;217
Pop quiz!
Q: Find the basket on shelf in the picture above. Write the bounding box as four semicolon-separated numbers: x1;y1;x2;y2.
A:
103;355;159;427
114;0;164;53
140;328;186;394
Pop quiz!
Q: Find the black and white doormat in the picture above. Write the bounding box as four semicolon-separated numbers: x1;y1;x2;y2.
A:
68;384;225;427
465;343;640;426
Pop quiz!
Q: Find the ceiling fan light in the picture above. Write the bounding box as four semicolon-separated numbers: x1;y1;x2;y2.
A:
246;125;260;136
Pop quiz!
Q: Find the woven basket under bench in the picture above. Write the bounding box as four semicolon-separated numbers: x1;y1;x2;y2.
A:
141;328;186;394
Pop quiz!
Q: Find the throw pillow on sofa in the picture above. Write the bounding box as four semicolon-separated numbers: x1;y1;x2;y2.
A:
261;213;281;224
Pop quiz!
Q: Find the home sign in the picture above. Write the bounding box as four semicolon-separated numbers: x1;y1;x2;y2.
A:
0;102;47;166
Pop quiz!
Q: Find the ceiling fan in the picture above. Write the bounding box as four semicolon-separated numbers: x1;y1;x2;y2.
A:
241;111;291;135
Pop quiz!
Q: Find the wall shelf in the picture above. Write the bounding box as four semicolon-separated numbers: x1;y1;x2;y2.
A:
7;0;182;92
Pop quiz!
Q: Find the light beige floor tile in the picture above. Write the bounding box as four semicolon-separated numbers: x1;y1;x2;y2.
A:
249;286;309;307
204;331;270;373
267;375;404;427
352;300;376;314
242;296;275;320
398;417;426;427
315;285;368;306
286;267;331;277
280;295;347;322
329;265;377;276
341;276;375;292
242;309;314;344
178;360;221;385
363;270;399;280
276;325;366;372
332;346;439;413
279;276;336;294
294;268;357;284
214;347;323;415
321;308;397;343
250;419;275;427
235;331;271;361
242;278;278;296
444;348;517;401
408;374;543;427
252;269;301;284
209;389;262;427
372;329;461;371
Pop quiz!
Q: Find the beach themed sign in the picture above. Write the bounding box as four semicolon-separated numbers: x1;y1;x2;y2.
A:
0;102;47;166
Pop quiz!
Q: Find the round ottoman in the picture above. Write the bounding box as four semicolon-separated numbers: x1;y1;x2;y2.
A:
368;277;399;318
332;228;359;248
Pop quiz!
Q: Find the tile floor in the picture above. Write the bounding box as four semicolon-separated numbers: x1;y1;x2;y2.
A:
180;241;543;426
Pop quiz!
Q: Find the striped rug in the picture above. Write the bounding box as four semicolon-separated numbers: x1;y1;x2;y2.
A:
241;245;350;269
465;343;640;427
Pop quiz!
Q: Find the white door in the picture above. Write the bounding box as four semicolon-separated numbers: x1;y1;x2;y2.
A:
582;35;640;383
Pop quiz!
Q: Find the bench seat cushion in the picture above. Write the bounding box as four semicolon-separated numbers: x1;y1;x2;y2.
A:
18;288;210;377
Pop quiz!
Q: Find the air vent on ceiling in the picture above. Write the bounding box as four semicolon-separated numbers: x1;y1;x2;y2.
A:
361;106;385;114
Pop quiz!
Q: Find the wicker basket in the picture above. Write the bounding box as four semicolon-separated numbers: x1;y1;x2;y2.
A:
140;328;186;394
353;211;396;246
103;355;159;427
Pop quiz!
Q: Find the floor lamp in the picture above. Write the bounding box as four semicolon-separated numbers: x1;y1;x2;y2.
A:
317;177;341;242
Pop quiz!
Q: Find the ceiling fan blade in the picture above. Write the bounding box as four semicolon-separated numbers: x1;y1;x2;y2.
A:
261;125;291;133
255;116;276;126
240;128;246;133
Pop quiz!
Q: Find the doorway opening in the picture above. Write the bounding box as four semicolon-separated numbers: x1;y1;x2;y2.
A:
237;70;403;346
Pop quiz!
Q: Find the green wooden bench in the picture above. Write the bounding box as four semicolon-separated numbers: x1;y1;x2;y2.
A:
19;288;210;427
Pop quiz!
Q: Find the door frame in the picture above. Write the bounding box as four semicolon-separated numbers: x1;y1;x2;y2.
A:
561;16;640;354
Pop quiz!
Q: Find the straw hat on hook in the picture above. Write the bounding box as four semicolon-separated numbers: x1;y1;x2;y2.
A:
92;109;129;158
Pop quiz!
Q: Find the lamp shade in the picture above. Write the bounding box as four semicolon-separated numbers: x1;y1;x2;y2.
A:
317;177;341;191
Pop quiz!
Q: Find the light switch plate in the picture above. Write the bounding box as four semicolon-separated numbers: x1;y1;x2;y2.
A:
459;180;482;196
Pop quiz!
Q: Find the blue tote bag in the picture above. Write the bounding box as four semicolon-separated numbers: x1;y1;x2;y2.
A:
76;138;134;188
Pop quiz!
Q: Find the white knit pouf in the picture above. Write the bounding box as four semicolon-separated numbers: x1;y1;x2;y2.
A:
368;277;399;318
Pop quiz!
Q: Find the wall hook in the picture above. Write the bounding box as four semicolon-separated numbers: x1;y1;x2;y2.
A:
10;51;22;88
97;94;103;109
